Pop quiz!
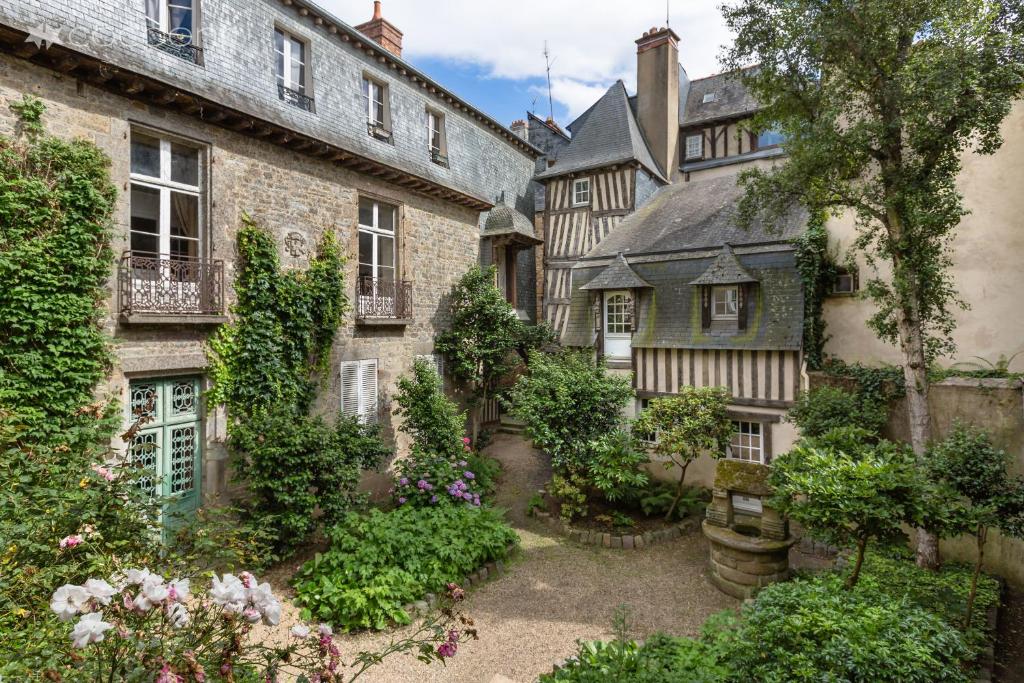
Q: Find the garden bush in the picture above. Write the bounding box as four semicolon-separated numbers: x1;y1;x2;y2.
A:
540;633;729;683
294;505;518;630
787;385;888;438
393;358;467;458
391;450;485;508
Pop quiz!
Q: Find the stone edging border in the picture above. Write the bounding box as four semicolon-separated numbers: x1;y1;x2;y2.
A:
532;510;699;549
401;542;516;618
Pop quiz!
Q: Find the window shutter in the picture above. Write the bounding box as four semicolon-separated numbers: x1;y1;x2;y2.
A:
340;362;360;419
358;359;378;424
701;286;711;329
738;284;750;331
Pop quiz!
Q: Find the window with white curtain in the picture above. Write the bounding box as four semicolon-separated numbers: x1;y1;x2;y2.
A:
145;0;198;42
274;28;309;98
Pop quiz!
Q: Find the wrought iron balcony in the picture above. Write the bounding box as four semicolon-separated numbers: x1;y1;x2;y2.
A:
367;122;394;144
118;252;226;323
430;149;450;168
146;27;203;65
356;276;413;324
278;84;316;113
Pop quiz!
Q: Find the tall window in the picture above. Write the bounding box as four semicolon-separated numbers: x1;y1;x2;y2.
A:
363;77;391;140
340;359;378;424
685;134;703;160
427;110;447;165
603;290;633;359
358;198;396;285
130;130;202;260
573;178;591;206
145;0;201;63
727;421;764;463
711;286;738;320
275;29;312;111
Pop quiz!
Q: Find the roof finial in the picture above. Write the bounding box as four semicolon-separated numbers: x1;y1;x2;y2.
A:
372;0;382;20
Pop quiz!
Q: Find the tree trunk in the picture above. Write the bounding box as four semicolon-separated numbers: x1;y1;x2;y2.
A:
846;537;867;589
664;461;690;521
964;524;987;630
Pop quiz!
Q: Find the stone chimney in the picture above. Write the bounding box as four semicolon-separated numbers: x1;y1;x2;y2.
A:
355;1;403;58
510;119;528;141
635;26;681;180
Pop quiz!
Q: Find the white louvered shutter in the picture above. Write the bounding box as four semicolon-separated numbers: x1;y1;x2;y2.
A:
358;359;378;424
340;361;360;419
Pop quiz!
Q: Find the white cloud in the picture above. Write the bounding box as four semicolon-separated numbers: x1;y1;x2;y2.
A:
316;1;733;122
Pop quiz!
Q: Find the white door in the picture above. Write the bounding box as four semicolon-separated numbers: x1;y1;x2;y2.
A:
604;291;632;359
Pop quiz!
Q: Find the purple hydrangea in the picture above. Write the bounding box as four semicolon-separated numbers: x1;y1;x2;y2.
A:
457;460;468;468
462;492;473;502
398;497;407;504
398;477;409;486
430;495;439;504
472;494;481;506
463;471;475;480
417;479;433;491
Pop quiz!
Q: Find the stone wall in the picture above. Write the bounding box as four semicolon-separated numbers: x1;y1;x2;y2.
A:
0;53;488;502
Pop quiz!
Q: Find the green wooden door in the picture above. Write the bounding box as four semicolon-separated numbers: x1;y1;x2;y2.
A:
127;377;202;532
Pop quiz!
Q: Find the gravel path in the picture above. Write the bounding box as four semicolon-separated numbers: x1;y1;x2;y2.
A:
262;432;739;683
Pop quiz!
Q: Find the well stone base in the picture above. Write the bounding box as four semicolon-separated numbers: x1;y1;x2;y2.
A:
702;520;796;599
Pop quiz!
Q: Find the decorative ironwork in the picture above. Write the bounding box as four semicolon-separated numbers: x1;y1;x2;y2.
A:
169;425;197;494
129;431;159;497
118;252;225;318
367;122;394;144
356;276;413;320
147;27;203;64
430;149;450;168
170;380;198;417
277;84;316;113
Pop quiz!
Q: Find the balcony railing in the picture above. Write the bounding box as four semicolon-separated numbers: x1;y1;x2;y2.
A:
367;122;394;144
147;27;203;64
356;276;412;322
118;252;225;321
278;84;316;113
430;149;450;168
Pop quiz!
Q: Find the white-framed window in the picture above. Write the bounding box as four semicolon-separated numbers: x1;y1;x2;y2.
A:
358;198;397;285
832;267;859;294
130;129;203;260
274;28;310;104
636;398;659;445
572;178;591;207
711;286;739;320
363;77;389;130
727;421;763;463
145;0;198;42
604;292;632;334
685;134;704;160
340;359;378;424
427;109;448;165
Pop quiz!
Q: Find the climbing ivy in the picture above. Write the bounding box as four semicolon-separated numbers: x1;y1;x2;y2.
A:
793;212;836;371
207;217;388;555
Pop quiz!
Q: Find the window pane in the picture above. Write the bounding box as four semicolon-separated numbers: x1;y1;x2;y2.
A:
290;38;304;65
170;237;199;260
274;29;284;53
130;184;160;238
358;199;374;228
378;236;394;268
358;230;373;265
168;1;193;36
131;231;159;254
358;263;373;279
131;133;161;177
378;204;395;232
170;143;199;186
276;50;285;80
291;60;304;92
378;265;395;283
361;78;369;98
374;100;385;126
169;192;198;238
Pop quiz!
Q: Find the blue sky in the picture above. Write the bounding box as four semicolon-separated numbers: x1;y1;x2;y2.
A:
317;0;733;129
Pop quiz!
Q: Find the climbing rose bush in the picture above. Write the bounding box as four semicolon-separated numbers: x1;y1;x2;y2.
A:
50;569;473;681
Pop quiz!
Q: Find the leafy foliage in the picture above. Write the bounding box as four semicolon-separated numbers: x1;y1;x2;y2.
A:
633;388;733;519
391;450;485;508
583;430;650;503
393;359;467;459
207;217;387;555
540;633;729;683
788;385;888;438
792;212;837;370
509;349;634;471
293;505;518;630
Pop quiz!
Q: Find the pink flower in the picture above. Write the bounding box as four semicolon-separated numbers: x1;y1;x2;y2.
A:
90;464;115;482
462;437;471;445
437;641;457;658
59;534;84;550
239;571;255;589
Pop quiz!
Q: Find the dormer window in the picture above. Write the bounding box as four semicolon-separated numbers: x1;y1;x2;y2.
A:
572;178;591;207
363;76;393;143
702;92;718;104
275;28;314;112
685;134;704;160
145;0;203;64
711;286;739;320
427;109;448;167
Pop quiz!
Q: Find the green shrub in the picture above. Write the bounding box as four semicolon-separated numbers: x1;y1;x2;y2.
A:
392;450;485;508
393;359;467;458
716;574;972;683
540;633;729;683
638;483;708;521
465;450;502;496
509;350;634;471
294;505;518;630
549;472;589;520
583;429;649;502
787;385;888;438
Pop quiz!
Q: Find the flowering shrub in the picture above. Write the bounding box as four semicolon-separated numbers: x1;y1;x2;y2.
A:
295;505;518;630
49;568;475;681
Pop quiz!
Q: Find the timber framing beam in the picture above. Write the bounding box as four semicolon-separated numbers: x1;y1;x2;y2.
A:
0;25;493;212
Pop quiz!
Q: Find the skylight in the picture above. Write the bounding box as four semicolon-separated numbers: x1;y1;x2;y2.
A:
702;92;718;104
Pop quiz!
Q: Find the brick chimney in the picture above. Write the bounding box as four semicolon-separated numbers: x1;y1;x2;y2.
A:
635;26;680;180
510;119;528;141
355;1;403;58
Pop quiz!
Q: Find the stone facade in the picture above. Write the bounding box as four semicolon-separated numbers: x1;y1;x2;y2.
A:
0;0;539;509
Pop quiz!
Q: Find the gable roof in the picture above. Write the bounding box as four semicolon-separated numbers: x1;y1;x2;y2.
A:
581;253;652;290
536;81;667;181
690;244;759;285
682;68;760;127
584;173;806;259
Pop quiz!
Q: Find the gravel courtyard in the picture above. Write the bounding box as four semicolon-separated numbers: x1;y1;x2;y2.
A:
265;432;738;683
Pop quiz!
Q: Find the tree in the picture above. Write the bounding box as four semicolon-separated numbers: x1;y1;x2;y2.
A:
393;358;467;458
436;266;549;441
632;388;734;521
720;0;1024;567
928;424;1024;628
769;433;926;587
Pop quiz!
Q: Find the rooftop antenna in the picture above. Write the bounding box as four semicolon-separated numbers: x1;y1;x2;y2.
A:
666;0;671;27
530;96;538;115
543;41;557;122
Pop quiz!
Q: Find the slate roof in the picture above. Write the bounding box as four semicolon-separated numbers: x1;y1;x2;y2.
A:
536;81;667;181
482;195;542;245
682;68;760;127
580;253;652;291
690;244;759;285
585;173;806;259
563;250;804;351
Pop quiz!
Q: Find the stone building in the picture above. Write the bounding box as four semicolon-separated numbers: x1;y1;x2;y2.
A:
0;0;541;517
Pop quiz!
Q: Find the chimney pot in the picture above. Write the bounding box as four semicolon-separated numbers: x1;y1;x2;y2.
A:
372;0;382;20
355;1;403;58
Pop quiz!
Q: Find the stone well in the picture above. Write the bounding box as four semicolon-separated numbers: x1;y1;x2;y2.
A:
703;459;796;599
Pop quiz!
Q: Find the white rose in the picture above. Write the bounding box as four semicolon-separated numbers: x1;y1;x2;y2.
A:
290;624;311;639
112;568;151;590
210;574;246;612
51;584;90;621
83;579;117;606
168;578;191;603
318;623;333;637
70;612;113;648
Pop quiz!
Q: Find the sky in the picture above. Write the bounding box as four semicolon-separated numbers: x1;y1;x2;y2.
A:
316;0;734;129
